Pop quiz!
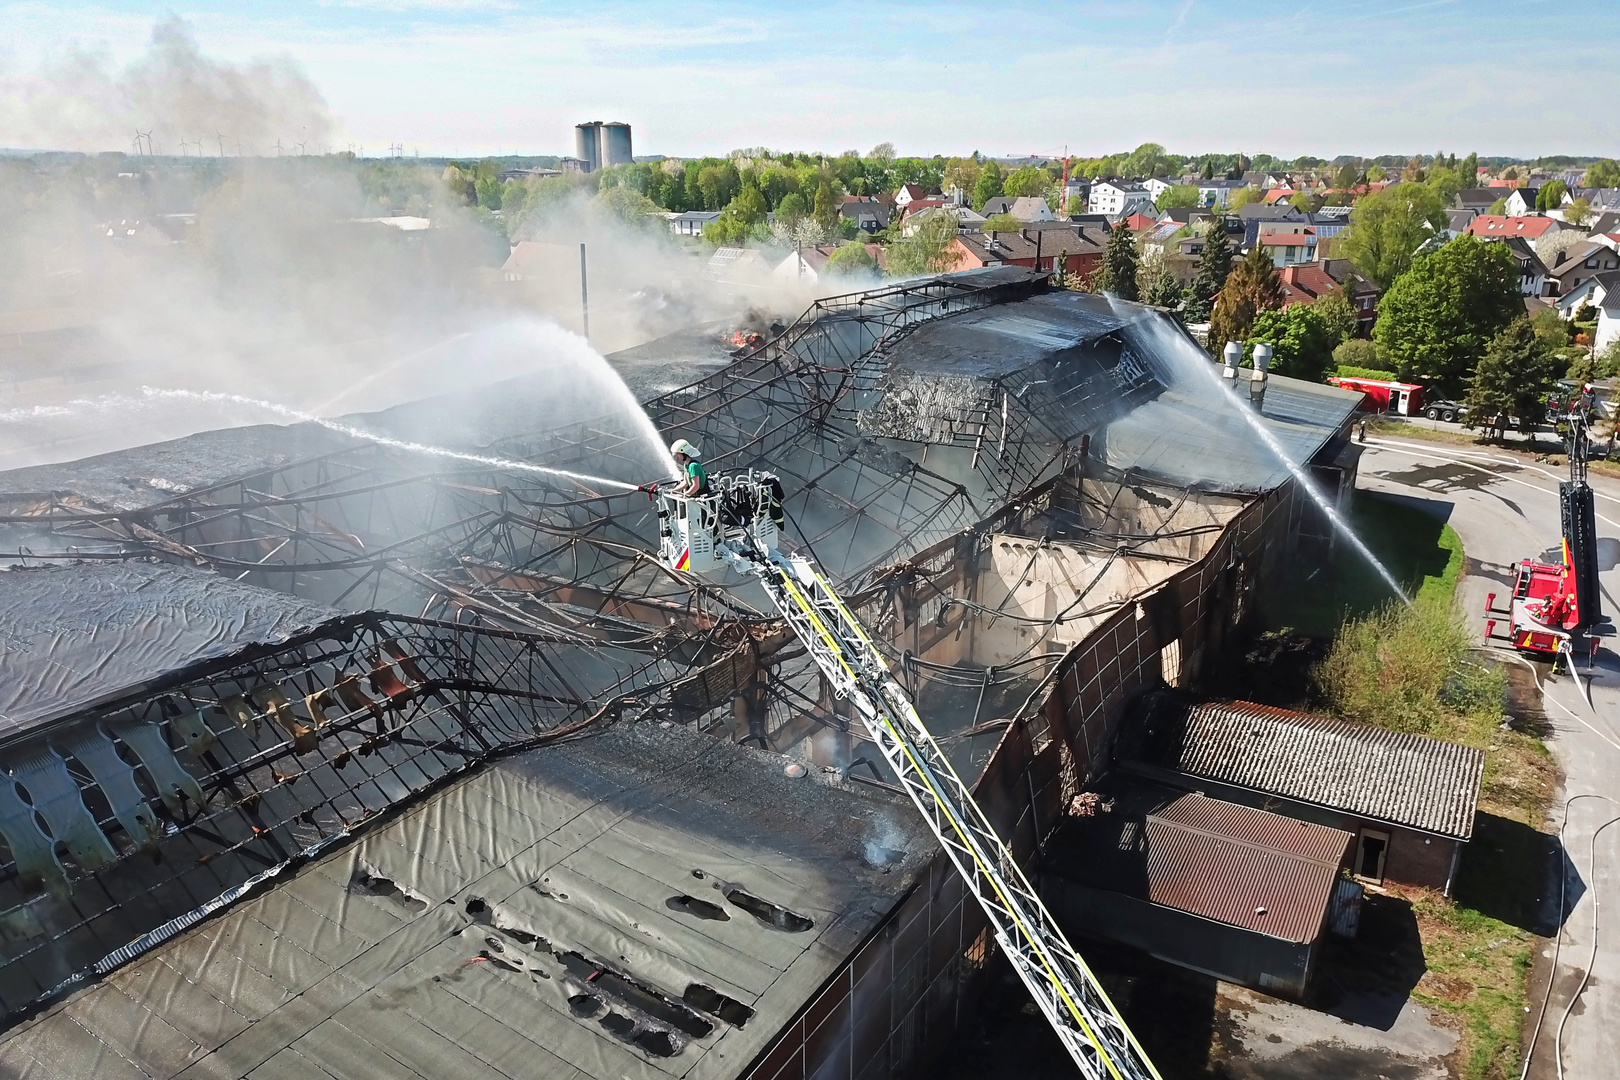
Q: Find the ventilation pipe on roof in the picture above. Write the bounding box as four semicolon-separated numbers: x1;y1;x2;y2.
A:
1250;342;1273;410
1222;340;1242;384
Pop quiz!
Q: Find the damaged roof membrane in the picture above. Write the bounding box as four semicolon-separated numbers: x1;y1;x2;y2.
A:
0;724;933;1080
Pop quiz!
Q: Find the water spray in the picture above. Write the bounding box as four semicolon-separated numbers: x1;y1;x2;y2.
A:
136;388;647;491
1206;342;1410;605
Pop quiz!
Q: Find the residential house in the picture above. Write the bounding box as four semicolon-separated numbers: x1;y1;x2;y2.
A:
1587;211;1620;237
1546;242;1620;298
1466;215;1562;241
666;210;723;237
1591;231;1620;255
1142;177;1177;202
1455;188;1505;213
496;167;560;183
1555;271;1620;351
1445;209;1478;238
1061;178;1091;214
838;196;892;235
893;184;927;208
705;246;774;282
1196;178;1249;207
979;196;1056;222
1089;181;1152;217
1241;170;1291;190
500;240;573;281
1256;231;1318;267
1156;206;1212;229
774;244;886;283
1492;237;1551;296
1504;188;1541;217
944;226;1105;280
1276;260;1379;334
1122;212;1161;233
1066;213;1114;233
902;203;985;235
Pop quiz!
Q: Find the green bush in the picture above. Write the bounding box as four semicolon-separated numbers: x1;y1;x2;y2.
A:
1315;597;1504;735
1335;364;1401;381
1333;337;1383;373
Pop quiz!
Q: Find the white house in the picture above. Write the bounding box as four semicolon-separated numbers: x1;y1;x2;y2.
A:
667;211;722;237
1196;179;1248;207
1142;177;1175;202
1554;271;1620;351
1089;181;1148;216
893;184;927;208
1504;188;1539;217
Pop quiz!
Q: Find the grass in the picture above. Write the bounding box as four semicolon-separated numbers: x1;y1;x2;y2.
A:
1366;417;1490;448
1303;536;1556;1078
1261;491;1464;635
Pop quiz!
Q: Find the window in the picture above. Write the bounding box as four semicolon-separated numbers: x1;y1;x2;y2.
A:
1355;828;1390;881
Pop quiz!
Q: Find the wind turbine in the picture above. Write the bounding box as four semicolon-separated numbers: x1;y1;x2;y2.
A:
274;139;284;157
216;132;226;156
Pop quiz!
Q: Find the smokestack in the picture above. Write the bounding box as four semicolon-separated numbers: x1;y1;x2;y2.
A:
1250;342;1272;408
1222;340;1242;383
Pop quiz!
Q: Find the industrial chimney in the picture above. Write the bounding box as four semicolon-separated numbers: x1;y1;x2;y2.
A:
574;122;602;173
1222;340;1242;384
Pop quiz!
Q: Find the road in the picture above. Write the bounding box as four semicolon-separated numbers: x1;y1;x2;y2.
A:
1356;435;1620;1080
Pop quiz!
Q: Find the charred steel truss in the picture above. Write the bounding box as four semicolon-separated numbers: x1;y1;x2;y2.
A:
0;271;1252;1021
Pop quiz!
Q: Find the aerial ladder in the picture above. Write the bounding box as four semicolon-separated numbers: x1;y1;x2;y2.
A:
1486;385;1607;665
650;471;1161;1080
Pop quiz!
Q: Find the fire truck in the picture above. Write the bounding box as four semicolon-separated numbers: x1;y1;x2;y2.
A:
1327;375;1425;416
1486;386;1605;661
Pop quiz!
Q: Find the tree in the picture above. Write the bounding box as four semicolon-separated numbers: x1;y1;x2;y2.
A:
1156;184;1199;210
943;157;982;201
1535;228;1591;267
1333;338;1383;372
1464;317;1562;440
775;191;809;224
1094;222;1140;300
1596;337;1620;379
1141;260;1185;313
1208;245;1283;354
1228;186;1261;209
887;209;958;277
1201;159;1216;181
1332;163;1361;191
1425;166;1463;207
1120;142;1168;179
971;165;1004;211
1312;288;1359;344
1288;190;1320;212
813;180;839;231
1249;304;1338;382
1487;196;1508;215
1185;218;1234;322
980;213;1021;232
1586;160;1620;189
1340;182;1448;291
1002;166;1049;198
866;142;896;165
1459;152;1479;184
727;185;768;225
1374;235;1522;389
1536;180;1569;212
1565;197;1592;227
826;243;879;276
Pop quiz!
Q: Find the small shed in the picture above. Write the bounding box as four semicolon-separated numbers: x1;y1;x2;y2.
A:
1120;695;1486;894
1042;787;1354;999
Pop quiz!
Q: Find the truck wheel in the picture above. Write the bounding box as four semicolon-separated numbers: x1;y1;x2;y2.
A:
1441;409;1457;423
1425;407;1441;419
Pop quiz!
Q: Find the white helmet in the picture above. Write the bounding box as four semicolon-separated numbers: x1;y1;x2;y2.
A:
669;438;700;459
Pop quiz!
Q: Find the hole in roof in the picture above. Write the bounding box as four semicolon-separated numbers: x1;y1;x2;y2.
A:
465;896;487;915
634;1030;678;1057
598;1011;636;1037
684;984;755;1028
569;994;603;1018
724;887;813;933
666;895;730;922
348;870;427;912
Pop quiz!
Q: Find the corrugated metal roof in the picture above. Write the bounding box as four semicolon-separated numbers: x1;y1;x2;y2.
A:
1046;785;1351;945
1125;697;1485;839
1145;794;1352;944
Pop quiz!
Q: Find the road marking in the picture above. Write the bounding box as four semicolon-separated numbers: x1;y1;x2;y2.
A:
1364;442;1620;531
1370;438;1620;509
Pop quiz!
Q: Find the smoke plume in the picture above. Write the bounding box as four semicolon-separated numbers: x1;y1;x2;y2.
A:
0;17;334;155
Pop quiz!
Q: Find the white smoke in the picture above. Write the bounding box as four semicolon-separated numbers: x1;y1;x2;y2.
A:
0;17;335;155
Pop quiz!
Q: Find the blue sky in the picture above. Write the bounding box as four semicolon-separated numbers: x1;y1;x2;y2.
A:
2;0;1616;159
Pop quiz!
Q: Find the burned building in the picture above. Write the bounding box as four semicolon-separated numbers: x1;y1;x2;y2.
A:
0;268;1369;1078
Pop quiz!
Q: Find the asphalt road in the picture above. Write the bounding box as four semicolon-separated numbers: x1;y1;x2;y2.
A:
1357;436;1620;1080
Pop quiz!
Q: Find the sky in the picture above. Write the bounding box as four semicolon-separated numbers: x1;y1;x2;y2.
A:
1;0;1617;160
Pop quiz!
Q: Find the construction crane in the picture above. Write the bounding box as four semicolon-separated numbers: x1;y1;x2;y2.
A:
1486;384;1607;663
649;471;1161;1080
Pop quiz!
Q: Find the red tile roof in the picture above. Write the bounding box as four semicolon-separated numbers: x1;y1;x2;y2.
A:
1466;215;1558;239
1123;213;1159;231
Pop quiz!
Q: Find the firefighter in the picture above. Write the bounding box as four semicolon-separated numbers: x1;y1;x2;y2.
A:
670;439;710;498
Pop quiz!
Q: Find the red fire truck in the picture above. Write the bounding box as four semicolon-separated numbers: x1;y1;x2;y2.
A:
1486;387;1605;660
1328;375;1425;416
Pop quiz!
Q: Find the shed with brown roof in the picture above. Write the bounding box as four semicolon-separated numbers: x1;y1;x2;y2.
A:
1118;694;1485;894
1042;784;1355;998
